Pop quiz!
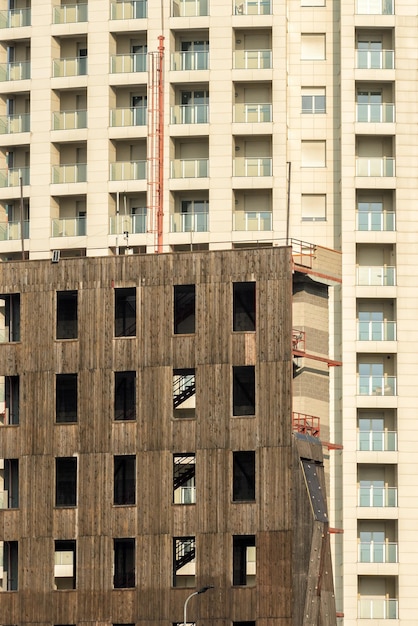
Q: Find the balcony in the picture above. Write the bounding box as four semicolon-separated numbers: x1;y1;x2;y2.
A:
359;541;398;563
233;211;272;231
110;53;146;74
53;57;87;78
110;160;146;181
53;110;87;130
0;8;31;28
356;266;396;286
357;211;395;231
233;157;272;177
170;159;208;178
358;485;397;507
52;163;87;184
52;217;86;237
356;157;395;177
53;3;88;23
357;49;394;70
358;598;398;619
234;103;272;123
234;0;271;15
171;51;209;71
110;0;147;19
170;212;208;232
233;50;272;69
356;0;394;14
110;106;147;127
358;430;397;451
0;220;29;241
172;0;208;17
357;320;396;341
0;113;30;134
356;103;395;123
109;212;147;234
170;104;208;124
0;61;30;81
358;375;396;396
0;166;29;187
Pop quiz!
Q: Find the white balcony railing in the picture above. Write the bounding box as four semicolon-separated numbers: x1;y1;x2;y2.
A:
53;3;88;23
0;167;29;187
110;161;146;181
170;212;208;232
234;157;272;177
52;163;87;184
0;61;30;81
51;217;86;237
110;0;147;19
171;51;209;71
356;157;395;177
358;485;397;507
110;106;147;127
356;266;396;286
0;8;31;28
358;375;397;396
170;159;208;178
110;53;147;73
172;0;209;17
53;57;87;77
356;103;395;123
0;220;29;241
358;430;397;451
358;598;398;619
357;320;396;341
356;211;395;231
356;0;394;14
234;103;272;123
234;49;272;69
357;49;394;69
109;213;147;235
234;0;272;15
170;104;209;124
358;541;398;563
53;110;87;130
0;113;29;134
233;211;272;231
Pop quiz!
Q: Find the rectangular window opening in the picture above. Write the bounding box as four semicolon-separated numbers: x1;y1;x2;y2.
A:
233;535;256;586
173;536;195;587
174;284;195;334
114;538;135;588
0;540;18;590
233;451;255;502
56;374;78;423
114;371;136;421
233;366;255;416
173;454;196;504
54;540;76;590
57;290;78;340
115;287;136;337
0;458;19;509
114;455;136;505
55;457;77;507
0;376;19;425
173;368;195;418
0;294;20;343
233;282;256;332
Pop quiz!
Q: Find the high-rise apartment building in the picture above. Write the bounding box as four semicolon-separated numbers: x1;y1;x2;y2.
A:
0;0;416;623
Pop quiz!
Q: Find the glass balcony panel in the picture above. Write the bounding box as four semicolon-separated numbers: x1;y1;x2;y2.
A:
0;61;30;81
358;375;397;396
110;0;147;19
358;598;398;620
171;51;209;71
53;3;88;23
109;212;147;234
356;157;395;176
234;103;272;123
358;485;397;507
110;106;147;127
51;217;86;237
233;211;272;231
172;0;208;16
358;541;398;563
170;212;208;232
52;110;87;130
110;53;147;73
357;320;396;341
356;210;395;231
234;0;271;15
233;50;272;69
110;161;146;181
356;49;394;69
358;430;397;451
0;220;29;241
356;103;395;123
234;157;272;177
0;113;30;134
356;266;396;286
170;159;208;178
52;164;87;184
170;104;208;124
0;8;31;28
356;0;394;13
0;167;29;187
53;57;87;78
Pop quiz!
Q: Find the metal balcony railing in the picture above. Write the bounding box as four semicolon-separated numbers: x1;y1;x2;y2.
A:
358;541;398;563
0;8;31;28
110;106;147;127
0;220;29;241
170;212;208;233
51;216;86;237
172;0;208;16
53;57;87;77
356;210;395;231
357;320;396;341
358;375;396;396
358;485;397;507
109;213;147;234
356;49;394;69
356;266;396;286
234;0;272;15
110;0;147;19
110;53;147;73
0;61;30;81
171;51;209;71
52;163;87;184
170;158;208;178
233;50;272;69
234;103;272;123
356;0;394;14
358;430;397;451
170;104;209;124
53;3;88;23
0;113;29;134
110;160;146;181
53;110;87;130
0;166;29;187
233;157;272;177
356;103;395;123
358;598;398;619
356;157;395;176
233;211;272;231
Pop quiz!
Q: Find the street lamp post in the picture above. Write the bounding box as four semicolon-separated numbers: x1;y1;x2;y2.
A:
183;585;214;626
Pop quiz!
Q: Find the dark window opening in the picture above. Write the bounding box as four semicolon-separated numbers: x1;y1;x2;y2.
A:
1;458;19;509
115;287;136;337
0;294;20;342
233;622;256;626
1;540;18;590
233;282;256;331
173;536;195;587
114;371;136;421
174;284;195;334
57;290;78;340
114;455;136;505
114;538;135;588
233;535;256;586
233;451;255;501
233;366;255;416
55;457;77;507
1;375;19;425
56;374;77;423
173;368;195;418
54;540;76;590
173;454;195;504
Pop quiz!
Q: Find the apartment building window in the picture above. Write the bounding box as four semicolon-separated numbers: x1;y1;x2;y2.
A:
233;623;256;626
233;536;256;586
301;194;326;221
173;368;196;418
114;538;135;588
173;454;196;504
301;87;326;114
0;541;18;590
56;291;78;339
301;34;326;60
233;451;255;501
233;282;256;332
55;458;77;507
173;537;195;587
174;285;196;334
0;458;18;509
115;287;136;337
0;376;19;425
233;366;255;416
114;455;136;505
56;374;77;423
114;371;136;421
0;294;20;342
301;141;326;167
54;540;76;589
